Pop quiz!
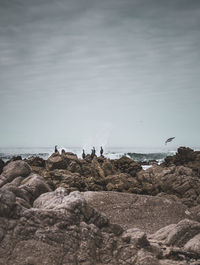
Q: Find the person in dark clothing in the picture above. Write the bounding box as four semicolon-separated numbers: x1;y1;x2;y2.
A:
100;146;103;156
82;149;86;159
55;145;58;153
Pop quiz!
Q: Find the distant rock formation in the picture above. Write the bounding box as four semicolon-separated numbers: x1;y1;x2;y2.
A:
163;147;200;174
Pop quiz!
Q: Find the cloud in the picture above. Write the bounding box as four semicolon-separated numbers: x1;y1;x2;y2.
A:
0;0;200;147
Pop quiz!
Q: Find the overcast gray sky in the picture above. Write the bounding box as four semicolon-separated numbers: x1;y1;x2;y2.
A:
0;0;200;148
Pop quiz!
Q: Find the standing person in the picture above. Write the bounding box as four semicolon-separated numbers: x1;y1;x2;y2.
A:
100;146;103;156
82;149;86;159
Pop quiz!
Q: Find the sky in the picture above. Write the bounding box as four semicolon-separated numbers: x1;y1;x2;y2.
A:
0;0;200;149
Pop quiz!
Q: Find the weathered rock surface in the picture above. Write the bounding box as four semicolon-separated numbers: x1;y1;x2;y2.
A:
113;156;142;177
27;149;199;208
137;165;200;207
0;189;158;265
149;219;200;261
25;156;45;167
0;161;31;188
83;191;191;233
163;147;200;175
0;149;200;264
0;188;199;265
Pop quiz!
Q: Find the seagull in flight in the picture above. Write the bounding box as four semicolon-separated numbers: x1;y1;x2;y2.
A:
165;137;175;145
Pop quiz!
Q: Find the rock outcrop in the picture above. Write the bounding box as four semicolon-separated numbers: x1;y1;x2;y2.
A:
0;157;199;265
163;147;200;175
149;219;200;261
137;165;200;207
0;187;199;264
24;150;200;208
83;191;191;233
0;161;31;188
113;156;142;177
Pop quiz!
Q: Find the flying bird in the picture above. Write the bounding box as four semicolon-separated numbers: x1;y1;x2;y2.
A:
165;137;175;145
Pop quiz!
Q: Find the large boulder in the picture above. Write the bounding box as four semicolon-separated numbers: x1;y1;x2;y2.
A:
45;153;68;170
102;160;117;176
137;165;200;207
0;189;17;218
46;152;80;171
83;191;190;234
105;173;141;193
0;161;31;188
19;173;51;204
113;156;142;177
164;147;200;175
150;219;200;247
25;156;45;167
184;233;200;254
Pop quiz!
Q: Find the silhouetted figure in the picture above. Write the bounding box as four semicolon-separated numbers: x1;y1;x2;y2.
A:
91;149;94;159
82;149;86;159
55;145;58;153
91;147;96;159
100;146;103;156
93;147;96;156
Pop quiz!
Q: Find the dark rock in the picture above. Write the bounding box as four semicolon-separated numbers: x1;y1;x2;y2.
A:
25;156;45;167
122;228;150;247
45;153;68;170
102;160;117;176
5;156;22;165
163;147;200;175
0;159;5;174
105;173;141;193
113;156;142;177
0;189;17;217
43;169;87;192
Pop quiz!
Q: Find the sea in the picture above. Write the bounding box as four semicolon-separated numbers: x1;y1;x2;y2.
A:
0;146;178;163
1;146;199;170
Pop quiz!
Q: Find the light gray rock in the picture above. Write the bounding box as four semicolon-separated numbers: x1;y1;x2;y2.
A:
83;191;189;233
19;173;52;203
122;228;149;247
0;161;31;188
150;219;200;247
184;233;200;254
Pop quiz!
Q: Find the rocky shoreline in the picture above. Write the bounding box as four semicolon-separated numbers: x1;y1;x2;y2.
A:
0;146;200;264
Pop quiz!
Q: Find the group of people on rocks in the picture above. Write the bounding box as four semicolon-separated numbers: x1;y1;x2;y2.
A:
54;145;104;159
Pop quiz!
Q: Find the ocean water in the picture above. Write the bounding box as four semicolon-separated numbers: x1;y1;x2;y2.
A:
0;146;177;163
